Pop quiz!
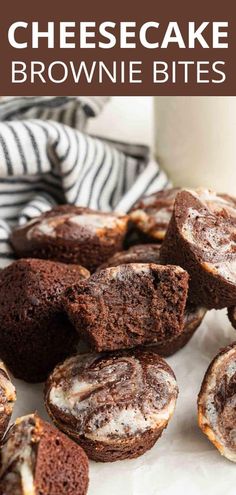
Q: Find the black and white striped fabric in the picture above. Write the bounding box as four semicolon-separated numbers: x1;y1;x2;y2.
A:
0;96;169;266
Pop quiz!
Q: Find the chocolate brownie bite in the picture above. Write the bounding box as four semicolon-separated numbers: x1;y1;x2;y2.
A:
0;258;89;382
64;263;189;352
198;343;236;462
129;188;180;242
45;350;178;462
10;205;129;272
0;413;89;494
0;362;16;440
148;305;206;357
98;243;161;270
98;246;206;356
160;189;236;309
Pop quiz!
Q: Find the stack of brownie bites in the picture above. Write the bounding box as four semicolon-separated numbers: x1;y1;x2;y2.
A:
0;187;236;492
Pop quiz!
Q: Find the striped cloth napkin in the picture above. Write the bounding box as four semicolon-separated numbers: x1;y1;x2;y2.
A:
0;96;169;266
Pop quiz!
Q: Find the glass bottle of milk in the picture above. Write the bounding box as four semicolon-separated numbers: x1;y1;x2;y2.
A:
154;97;236;195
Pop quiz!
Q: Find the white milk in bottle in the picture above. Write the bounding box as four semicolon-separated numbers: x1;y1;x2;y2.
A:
154;97;236;195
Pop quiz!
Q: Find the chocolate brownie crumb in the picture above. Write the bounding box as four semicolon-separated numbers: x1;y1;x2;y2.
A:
147;305;206;357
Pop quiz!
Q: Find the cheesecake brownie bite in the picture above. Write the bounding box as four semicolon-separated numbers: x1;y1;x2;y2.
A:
98;246;206;356
160;189;236;309
0;258;89;382
148;305;206;357
198;343;236;462
98;243;161;270
10;205;129;272
64;263;189;352
129;188;180;241
45;350;178;462
0;413;89;494
0;362;16;440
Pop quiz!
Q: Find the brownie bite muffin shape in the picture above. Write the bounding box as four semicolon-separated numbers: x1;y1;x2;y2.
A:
10;205;129;272
98;243;161;270
45;350;178;462
160;189;236;309
0;258;89;382
148;305;206;357
0;413;89;494
198;343;236;462
0;362;16;440
98;246;206;356
129;188;180;241
64;263;189;352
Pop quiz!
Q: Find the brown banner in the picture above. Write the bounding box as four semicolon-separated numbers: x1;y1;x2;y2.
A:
0;0;235;95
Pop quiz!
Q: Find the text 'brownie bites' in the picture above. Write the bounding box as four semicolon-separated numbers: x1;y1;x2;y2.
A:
198;343;236;462
129;188;180;241
0;413;89;494
10;205;129;272
160;189;236;309
64;263;189;352
45;350;178;462
0;362;16;440
0;258;89;382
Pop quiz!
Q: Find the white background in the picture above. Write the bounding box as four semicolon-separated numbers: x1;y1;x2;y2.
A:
88;96;154;146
